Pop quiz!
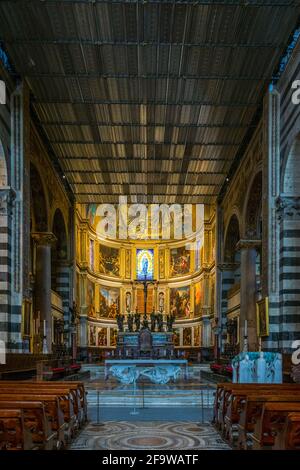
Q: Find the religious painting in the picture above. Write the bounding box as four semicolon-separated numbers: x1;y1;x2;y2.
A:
173;328;180;347
194;325;201;347
89;239;94;271
169;246;190;277
136;249;154;280
125;249;131;279
170;286;191;319
159;248;165;279
86;279;96;318
89;325;96;346
99;286;120;319
194;282;202;317
99;245;120;277
183;327;192;346
97;327;107;347
110;328;118;347
256;297;269;337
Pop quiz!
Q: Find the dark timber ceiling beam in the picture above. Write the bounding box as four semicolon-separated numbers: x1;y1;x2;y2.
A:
71;182;222;187
58;157;232;161
73;191;219;196
25;72;270;81
63;170;227;174
33;99;260;107
2;38;287;49
49;139;239;147
40;121;255;129
10;0;299;7
50;140;241;146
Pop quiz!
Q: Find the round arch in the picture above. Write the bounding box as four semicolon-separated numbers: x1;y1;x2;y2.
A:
243;170;262;239
281;133;300;195
52;208;68;261
223;214;241;263
30;163;48;232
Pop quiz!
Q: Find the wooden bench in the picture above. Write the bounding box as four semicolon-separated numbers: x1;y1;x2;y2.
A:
0;401;57;450
0;408;36;450
236;394;300;449
249;402;300;449
0;381;87;424
223;386;300;441
214;383;300;431
0;393;72;444
0;386;80;429
273;412;300;450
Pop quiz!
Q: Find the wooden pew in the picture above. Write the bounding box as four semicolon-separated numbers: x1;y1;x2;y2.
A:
273;412;300;450
214;383;267;429
0;409;36;450
223;386;300;442
0;385;80;429
0;401;56;450
237;394;300;449
250;402;300;449
0;394;70;444
0;381;87;424
215;383;300;432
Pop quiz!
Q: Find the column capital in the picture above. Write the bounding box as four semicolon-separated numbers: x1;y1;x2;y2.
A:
32;232;57;246
276;195;300;220
236;239;261;251
0;187;16;215
217;262;239;272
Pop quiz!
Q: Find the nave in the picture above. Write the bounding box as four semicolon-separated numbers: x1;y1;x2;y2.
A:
0;0;300;453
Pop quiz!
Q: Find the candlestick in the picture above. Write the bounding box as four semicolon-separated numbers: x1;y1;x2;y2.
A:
43;320;46;337
244;319;248;338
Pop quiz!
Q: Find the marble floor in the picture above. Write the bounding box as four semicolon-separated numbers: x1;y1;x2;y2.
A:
70;421;230;450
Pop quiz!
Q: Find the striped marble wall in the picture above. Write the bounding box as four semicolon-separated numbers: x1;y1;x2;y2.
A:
55;264;71;337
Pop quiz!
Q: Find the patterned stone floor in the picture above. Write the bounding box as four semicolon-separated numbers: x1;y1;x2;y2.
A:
70;421;230;450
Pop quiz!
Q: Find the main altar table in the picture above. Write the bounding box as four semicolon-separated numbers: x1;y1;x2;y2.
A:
104;359;188;384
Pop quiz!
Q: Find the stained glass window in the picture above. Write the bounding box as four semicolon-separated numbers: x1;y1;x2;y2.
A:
136;249;154;280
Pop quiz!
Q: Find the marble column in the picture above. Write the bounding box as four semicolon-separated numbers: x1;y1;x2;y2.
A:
32;232;57;353
237;239;261;350
262;89;281;350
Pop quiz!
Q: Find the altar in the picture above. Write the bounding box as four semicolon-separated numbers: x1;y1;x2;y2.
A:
105;359;188;384
116;329;174;359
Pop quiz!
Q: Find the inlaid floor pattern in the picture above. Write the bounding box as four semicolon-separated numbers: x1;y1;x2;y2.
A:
70;421;230;450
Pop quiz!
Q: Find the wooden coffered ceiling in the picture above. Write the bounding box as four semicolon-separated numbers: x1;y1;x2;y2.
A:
0;0;299;204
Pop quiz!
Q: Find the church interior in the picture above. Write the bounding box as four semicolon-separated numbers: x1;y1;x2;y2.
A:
0;0;300;452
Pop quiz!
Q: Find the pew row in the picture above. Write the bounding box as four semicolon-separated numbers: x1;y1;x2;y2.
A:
0;381;87;450
214;383;300;450
0;381;87;426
